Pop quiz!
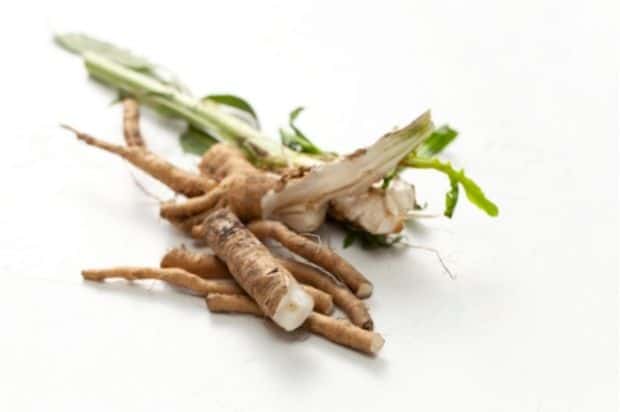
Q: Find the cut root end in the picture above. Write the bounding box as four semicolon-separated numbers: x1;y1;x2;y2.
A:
356;283;373;299
272;283;315;331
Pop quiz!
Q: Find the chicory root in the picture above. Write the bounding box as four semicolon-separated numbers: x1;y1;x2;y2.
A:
122;97;146;148
62;125;215;197
304;311;384;355
160;188;224;220
84;263;333;314
163;144;280;222
160;247;230;278
300;285;334;315
247;220;373;298
161;247;372;329
196;208;313;331
280;259;373;330
199;144;260;181
206;293;384;355
82;267;241;295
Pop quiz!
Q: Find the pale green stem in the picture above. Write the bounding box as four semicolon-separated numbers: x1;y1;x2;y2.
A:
83;52;319;168
83;52;432;177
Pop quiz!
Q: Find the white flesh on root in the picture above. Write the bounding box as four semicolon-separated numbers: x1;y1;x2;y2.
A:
272;282;315;331
330;177;416;234
261;111;434;232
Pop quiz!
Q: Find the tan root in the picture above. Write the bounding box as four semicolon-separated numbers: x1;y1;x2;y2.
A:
62;125;215;197
299;285;333;315
159;145;280;223
281;259;373;330
199;144;259;181
122;97;146;148
196;208;313;331
206;292;264;316
161;247;372;329
247;220;373;298
206;293;384;355
160;188;225;220
160;247;230;278
82;267;241;295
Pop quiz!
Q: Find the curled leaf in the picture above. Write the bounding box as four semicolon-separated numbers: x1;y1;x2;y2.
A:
280;107;324;155
279;128;303;152
403;156;499;217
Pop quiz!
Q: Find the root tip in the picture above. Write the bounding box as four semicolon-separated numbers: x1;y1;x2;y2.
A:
356;283;373;299
81;269;98;281
370;333;385;354
59;123;79;135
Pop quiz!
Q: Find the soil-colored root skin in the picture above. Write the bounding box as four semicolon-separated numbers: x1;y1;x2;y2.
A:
247;220;373;298
305;312;384;355
206;293;265;316
82;267;241;295
206;294;384;355
301;285;334;315
160;174;277;224
280;260;373;330
221;173;279;222
160;247;372;328
164;173;278;223
199;208;312;328
199;144;258;181
160;188;224;220
63;125;215;198
122;98;146;148
159;249;331;314
160;247;230;278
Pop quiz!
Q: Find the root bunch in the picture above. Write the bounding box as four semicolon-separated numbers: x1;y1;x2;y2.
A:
68;99;385;355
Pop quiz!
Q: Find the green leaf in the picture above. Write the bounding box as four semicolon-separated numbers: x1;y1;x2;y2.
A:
54;32;187;92
403;156;499;217
279;128;302;152
289;106;305;121
202;94;260;129
416;125;458;158
342;225;402;249
381;167;400;189
280;107;324;154
343;231;357;248
444;178;459;218
180;126;218;156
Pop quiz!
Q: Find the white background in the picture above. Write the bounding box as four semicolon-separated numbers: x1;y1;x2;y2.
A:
0;1;617;411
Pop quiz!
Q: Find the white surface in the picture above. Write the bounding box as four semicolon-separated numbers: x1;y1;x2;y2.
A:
0;1;618;411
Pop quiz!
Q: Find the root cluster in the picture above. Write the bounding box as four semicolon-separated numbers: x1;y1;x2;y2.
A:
68;98;384;355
